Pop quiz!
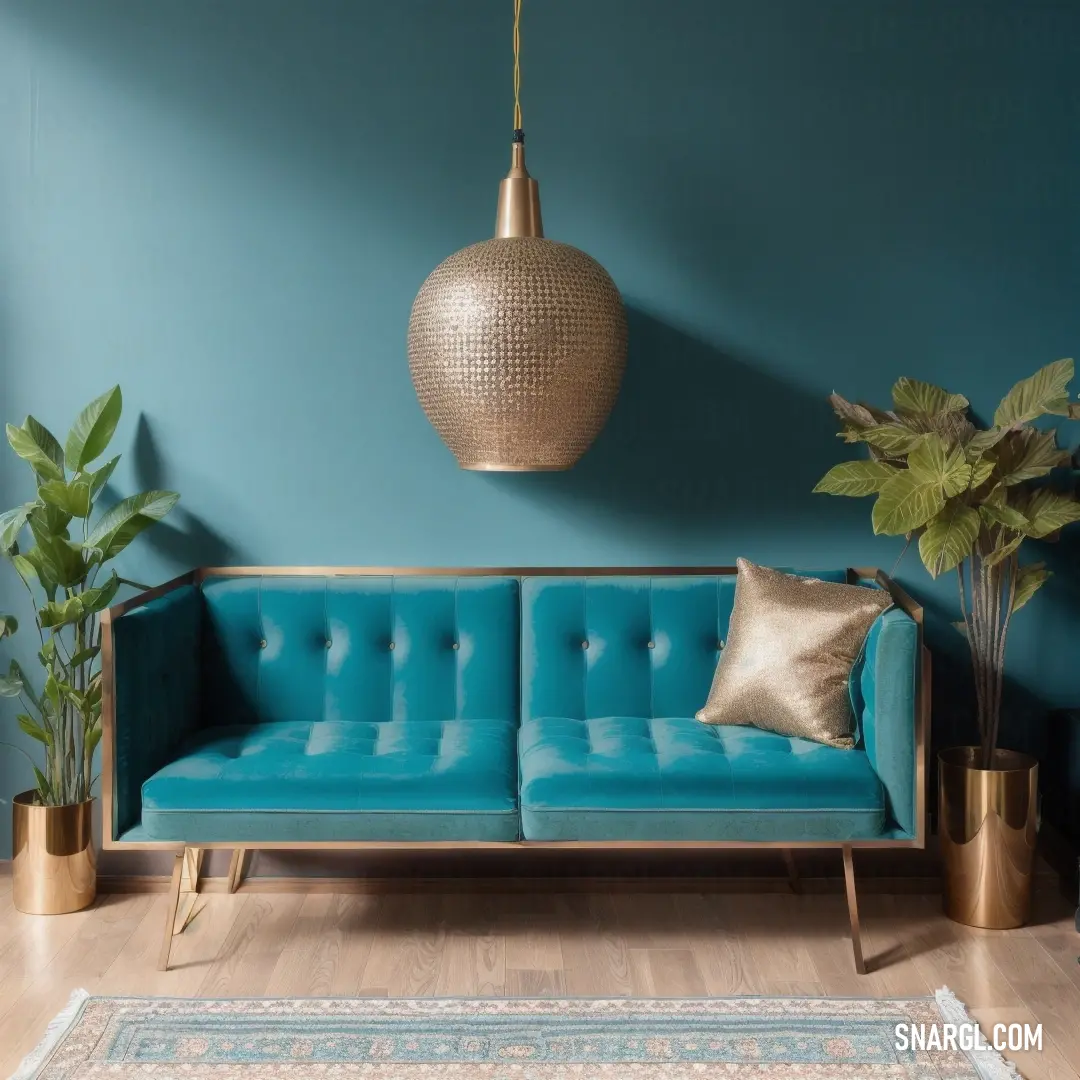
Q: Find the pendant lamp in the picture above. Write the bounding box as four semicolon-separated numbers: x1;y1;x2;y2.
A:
407;0;627;471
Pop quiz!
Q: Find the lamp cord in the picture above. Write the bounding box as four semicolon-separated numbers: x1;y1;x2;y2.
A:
513;0;523;136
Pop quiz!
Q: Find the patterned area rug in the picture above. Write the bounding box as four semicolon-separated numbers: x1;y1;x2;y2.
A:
14;990;1019;1079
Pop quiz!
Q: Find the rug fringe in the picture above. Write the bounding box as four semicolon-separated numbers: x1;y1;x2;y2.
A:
934;986;1023;1080
8;988;89;1080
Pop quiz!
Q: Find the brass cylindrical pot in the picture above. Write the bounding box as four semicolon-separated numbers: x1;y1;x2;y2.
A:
938;747;1038;929
12;791;96;915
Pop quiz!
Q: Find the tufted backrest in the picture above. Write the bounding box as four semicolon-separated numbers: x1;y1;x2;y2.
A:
200;576;520;726
521;572;849;721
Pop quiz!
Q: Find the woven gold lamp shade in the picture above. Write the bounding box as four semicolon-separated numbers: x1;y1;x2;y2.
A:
406;1;627;471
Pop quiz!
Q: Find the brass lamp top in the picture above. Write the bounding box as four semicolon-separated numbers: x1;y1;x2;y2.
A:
495;137;543;238
405;1;626;472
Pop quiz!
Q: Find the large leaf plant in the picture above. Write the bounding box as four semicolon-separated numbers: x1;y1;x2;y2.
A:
814;359;1080;768
0;387;178;806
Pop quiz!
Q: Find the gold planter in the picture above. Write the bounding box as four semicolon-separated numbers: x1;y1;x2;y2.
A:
938;747;1038;929
12;791;96;915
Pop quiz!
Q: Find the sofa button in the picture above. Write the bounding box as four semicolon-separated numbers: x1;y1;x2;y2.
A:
647;640;655;649
325;639;333;649
718;639;725;650
388;641;395;651
581;640;589;650
258;639;267;649
452;642;460;651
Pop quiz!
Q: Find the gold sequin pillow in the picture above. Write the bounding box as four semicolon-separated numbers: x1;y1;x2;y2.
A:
695;559;892;749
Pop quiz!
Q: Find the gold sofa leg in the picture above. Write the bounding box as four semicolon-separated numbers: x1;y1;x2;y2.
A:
842;845;866;975
183;846;204;893
226;848;248;893
158;852;184;971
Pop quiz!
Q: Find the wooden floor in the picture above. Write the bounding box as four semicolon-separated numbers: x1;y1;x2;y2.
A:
0;873;1077;1079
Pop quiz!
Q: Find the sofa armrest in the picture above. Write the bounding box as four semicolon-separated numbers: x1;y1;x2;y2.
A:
859;606;920;837
104;582;202;841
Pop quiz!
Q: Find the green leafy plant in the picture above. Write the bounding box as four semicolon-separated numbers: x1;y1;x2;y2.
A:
0;387;178;806
814;359;1080;767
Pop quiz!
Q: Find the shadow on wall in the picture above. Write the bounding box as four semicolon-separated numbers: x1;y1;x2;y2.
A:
482;306;869;548
100;415;250;569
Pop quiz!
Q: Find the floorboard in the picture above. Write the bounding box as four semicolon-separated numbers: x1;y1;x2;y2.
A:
0;884;1075;1080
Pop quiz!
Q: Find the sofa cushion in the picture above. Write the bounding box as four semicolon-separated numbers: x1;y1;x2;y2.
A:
520;573;849;724
696;559;892;749
140;719;519;842
518;716;887;841
200;576;519;727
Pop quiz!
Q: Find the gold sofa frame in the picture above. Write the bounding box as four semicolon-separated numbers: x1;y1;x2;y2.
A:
101;566;929;973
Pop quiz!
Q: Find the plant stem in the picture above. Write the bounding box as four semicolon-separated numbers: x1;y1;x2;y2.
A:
967;556;986;747
957;562;984;746
989;553;1018;763
979;553;998;769
987;557;1002;768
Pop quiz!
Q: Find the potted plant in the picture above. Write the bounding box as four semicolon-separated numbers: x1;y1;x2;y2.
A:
0;387;178;914
814;359;1080;928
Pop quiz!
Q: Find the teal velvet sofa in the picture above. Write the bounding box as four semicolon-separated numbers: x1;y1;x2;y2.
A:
101;567;926;972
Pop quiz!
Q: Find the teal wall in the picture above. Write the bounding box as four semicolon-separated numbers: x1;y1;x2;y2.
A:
1;0;1079;858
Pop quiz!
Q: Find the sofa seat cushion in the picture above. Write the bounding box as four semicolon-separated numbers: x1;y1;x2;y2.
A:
140;719;519;842
519;716;887;841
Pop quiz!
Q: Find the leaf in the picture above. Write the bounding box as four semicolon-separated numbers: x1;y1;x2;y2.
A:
23;417;64;473
14;549;57;600
38;595;85;629
0;614;17;640
32;766;52;803
966;427;1010;455
6;422;64;482
11;553;38;587
68;645;100;668
85;490;178;561
29;498;71;538
0;673;24;698
983;533;1025;567
16;713;49;745
1012;562;1050;614
813;460;898;496
56;681;85;710
80;571;120;616
43;674;60;714
87;455;119;499
84;724;102;758
0;658;27;698
860;424;926;456
979;501;1030;532
994;429;1069;486
892;377;969;419
968;457;996;489
872;472;946;536
829;393;877;429
929;410;976;448
0;503;33;553
994;358;1074;428
38;478;93;519
907;433;971;496
25;529;85;588
64;385;122;471
918;502;980;578
1022;489;1080;538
